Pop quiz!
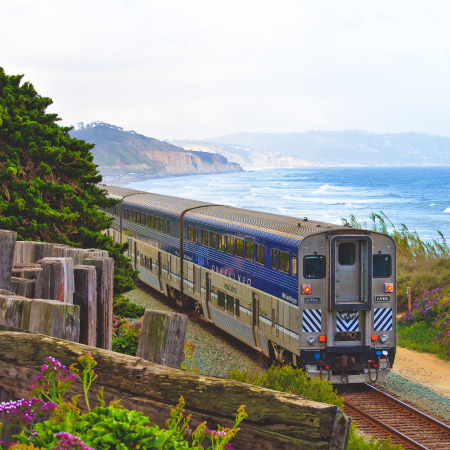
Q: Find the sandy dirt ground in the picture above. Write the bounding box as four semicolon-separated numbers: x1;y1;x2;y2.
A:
393;347;450;398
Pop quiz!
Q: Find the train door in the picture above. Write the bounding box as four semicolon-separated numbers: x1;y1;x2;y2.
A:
205;273;212;319
194;266;201;295
330;235;372;345
330;236;372;308
252;293;261;348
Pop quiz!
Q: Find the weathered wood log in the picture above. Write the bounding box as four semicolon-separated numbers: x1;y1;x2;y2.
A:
84;257;114;350
0;297;80;342
0;332;350;449
0;230;16;290
137;309;187;368
73;265;97;346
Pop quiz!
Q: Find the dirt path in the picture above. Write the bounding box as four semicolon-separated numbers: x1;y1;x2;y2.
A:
392;346;450;398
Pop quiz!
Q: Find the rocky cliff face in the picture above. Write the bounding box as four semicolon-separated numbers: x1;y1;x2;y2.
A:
70;123;242;178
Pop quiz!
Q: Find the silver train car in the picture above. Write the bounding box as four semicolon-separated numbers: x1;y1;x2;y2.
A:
104;185;396;384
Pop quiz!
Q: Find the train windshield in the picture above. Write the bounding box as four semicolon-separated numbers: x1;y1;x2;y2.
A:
373;254;392;277
303;255;326;279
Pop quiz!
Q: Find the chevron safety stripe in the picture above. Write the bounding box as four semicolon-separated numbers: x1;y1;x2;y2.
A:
336;316;359;332
374;308;393;331
302;309;322;333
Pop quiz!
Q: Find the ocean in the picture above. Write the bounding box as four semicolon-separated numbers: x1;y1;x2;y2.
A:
124;166;450;242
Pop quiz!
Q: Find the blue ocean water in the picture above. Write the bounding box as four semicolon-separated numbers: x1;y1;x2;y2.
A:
125;166;450;242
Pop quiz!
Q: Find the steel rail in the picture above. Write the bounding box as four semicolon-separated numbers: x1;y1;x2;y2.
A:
364;383;450;434
343;400;428;450
341;383;450;450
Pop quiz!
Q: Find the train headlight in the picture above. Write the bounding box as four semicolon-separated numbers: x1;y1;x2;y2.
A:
348;311;357;320
379;334;388;344
340;312;349;321
307;336;316;345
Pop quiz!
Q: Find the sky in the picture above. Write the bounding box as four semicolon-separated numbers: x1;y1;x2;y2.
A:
2;0;450;140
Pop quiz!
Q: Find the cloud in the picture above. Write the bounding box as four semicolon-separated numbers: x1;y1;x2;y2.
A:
2;0;450;139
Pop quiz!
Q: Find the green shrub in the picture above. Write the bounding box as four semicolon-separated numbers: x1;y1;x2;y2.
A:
113;295;145;319
228;364;343;409
112;317;142;356
347;423;401;450
398;288;450;359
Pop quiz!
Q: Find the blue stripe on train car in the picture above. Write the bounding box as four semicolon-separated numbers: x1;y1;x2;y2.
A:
374;308;393;331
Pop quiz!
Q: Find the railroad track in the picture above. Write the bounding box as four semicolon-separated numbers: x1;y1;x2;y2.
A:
338;383;450;449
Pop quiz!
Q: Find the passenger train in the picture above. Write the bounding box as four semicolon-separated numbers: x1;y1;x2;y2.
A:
104;185;396;384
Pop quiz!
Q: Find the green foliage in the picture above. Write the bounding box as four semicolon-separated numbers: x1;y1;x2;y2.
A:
112;315;142;356
9;355;246;449
0;68;137;294
180;341;199;373
228;365;399;450
396;258;450;310
113;295;145;319
347;423;401;450
398;288;450;360
228;364;344;409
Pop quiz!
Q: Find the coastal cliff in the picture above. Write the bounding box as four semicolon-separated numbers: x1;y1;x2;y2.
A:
70;123;242;180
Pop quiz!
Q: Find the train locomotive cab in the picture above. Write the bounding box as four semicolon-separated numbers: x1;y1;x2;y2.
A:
299;231;396;384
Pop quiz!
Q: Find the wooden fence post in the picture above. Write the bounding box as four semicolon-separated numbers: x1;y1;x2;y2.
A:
84;257;114;350
73;265;97;346
0;231;17;290
137;309;187;368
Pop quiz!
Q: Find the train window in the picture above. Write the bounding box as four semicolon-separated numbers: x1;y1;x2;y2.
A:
131;210;136;222
226;294;234;313
226;236;234;254
209;232;217;249
245;242;254;261
292;255;298;277
218;234;225;251
235;298;240;317
167;221;171;235
146;214;152;227
235;239;244;258
373;254;392;278
218;290;226;309
158;217;164;232
303;255;326;279
202;230;208;246
188;226;197;242
256;244;265;265
279;251;290;273
271;249;277;269
338;242;355;265
123;208;129;220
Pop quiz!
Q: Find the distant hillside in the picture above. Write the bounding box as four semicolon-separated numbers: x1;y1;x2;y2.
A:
174;141;314;169
194;130;450;166
70;123;242;179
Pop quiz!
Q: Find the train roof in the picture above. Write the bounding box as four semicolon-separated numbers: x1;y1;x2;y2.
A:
103;185;353;241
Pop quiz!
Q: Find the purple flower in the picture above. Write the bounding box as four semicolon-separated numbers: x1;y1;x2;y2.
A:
54;432;94;450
